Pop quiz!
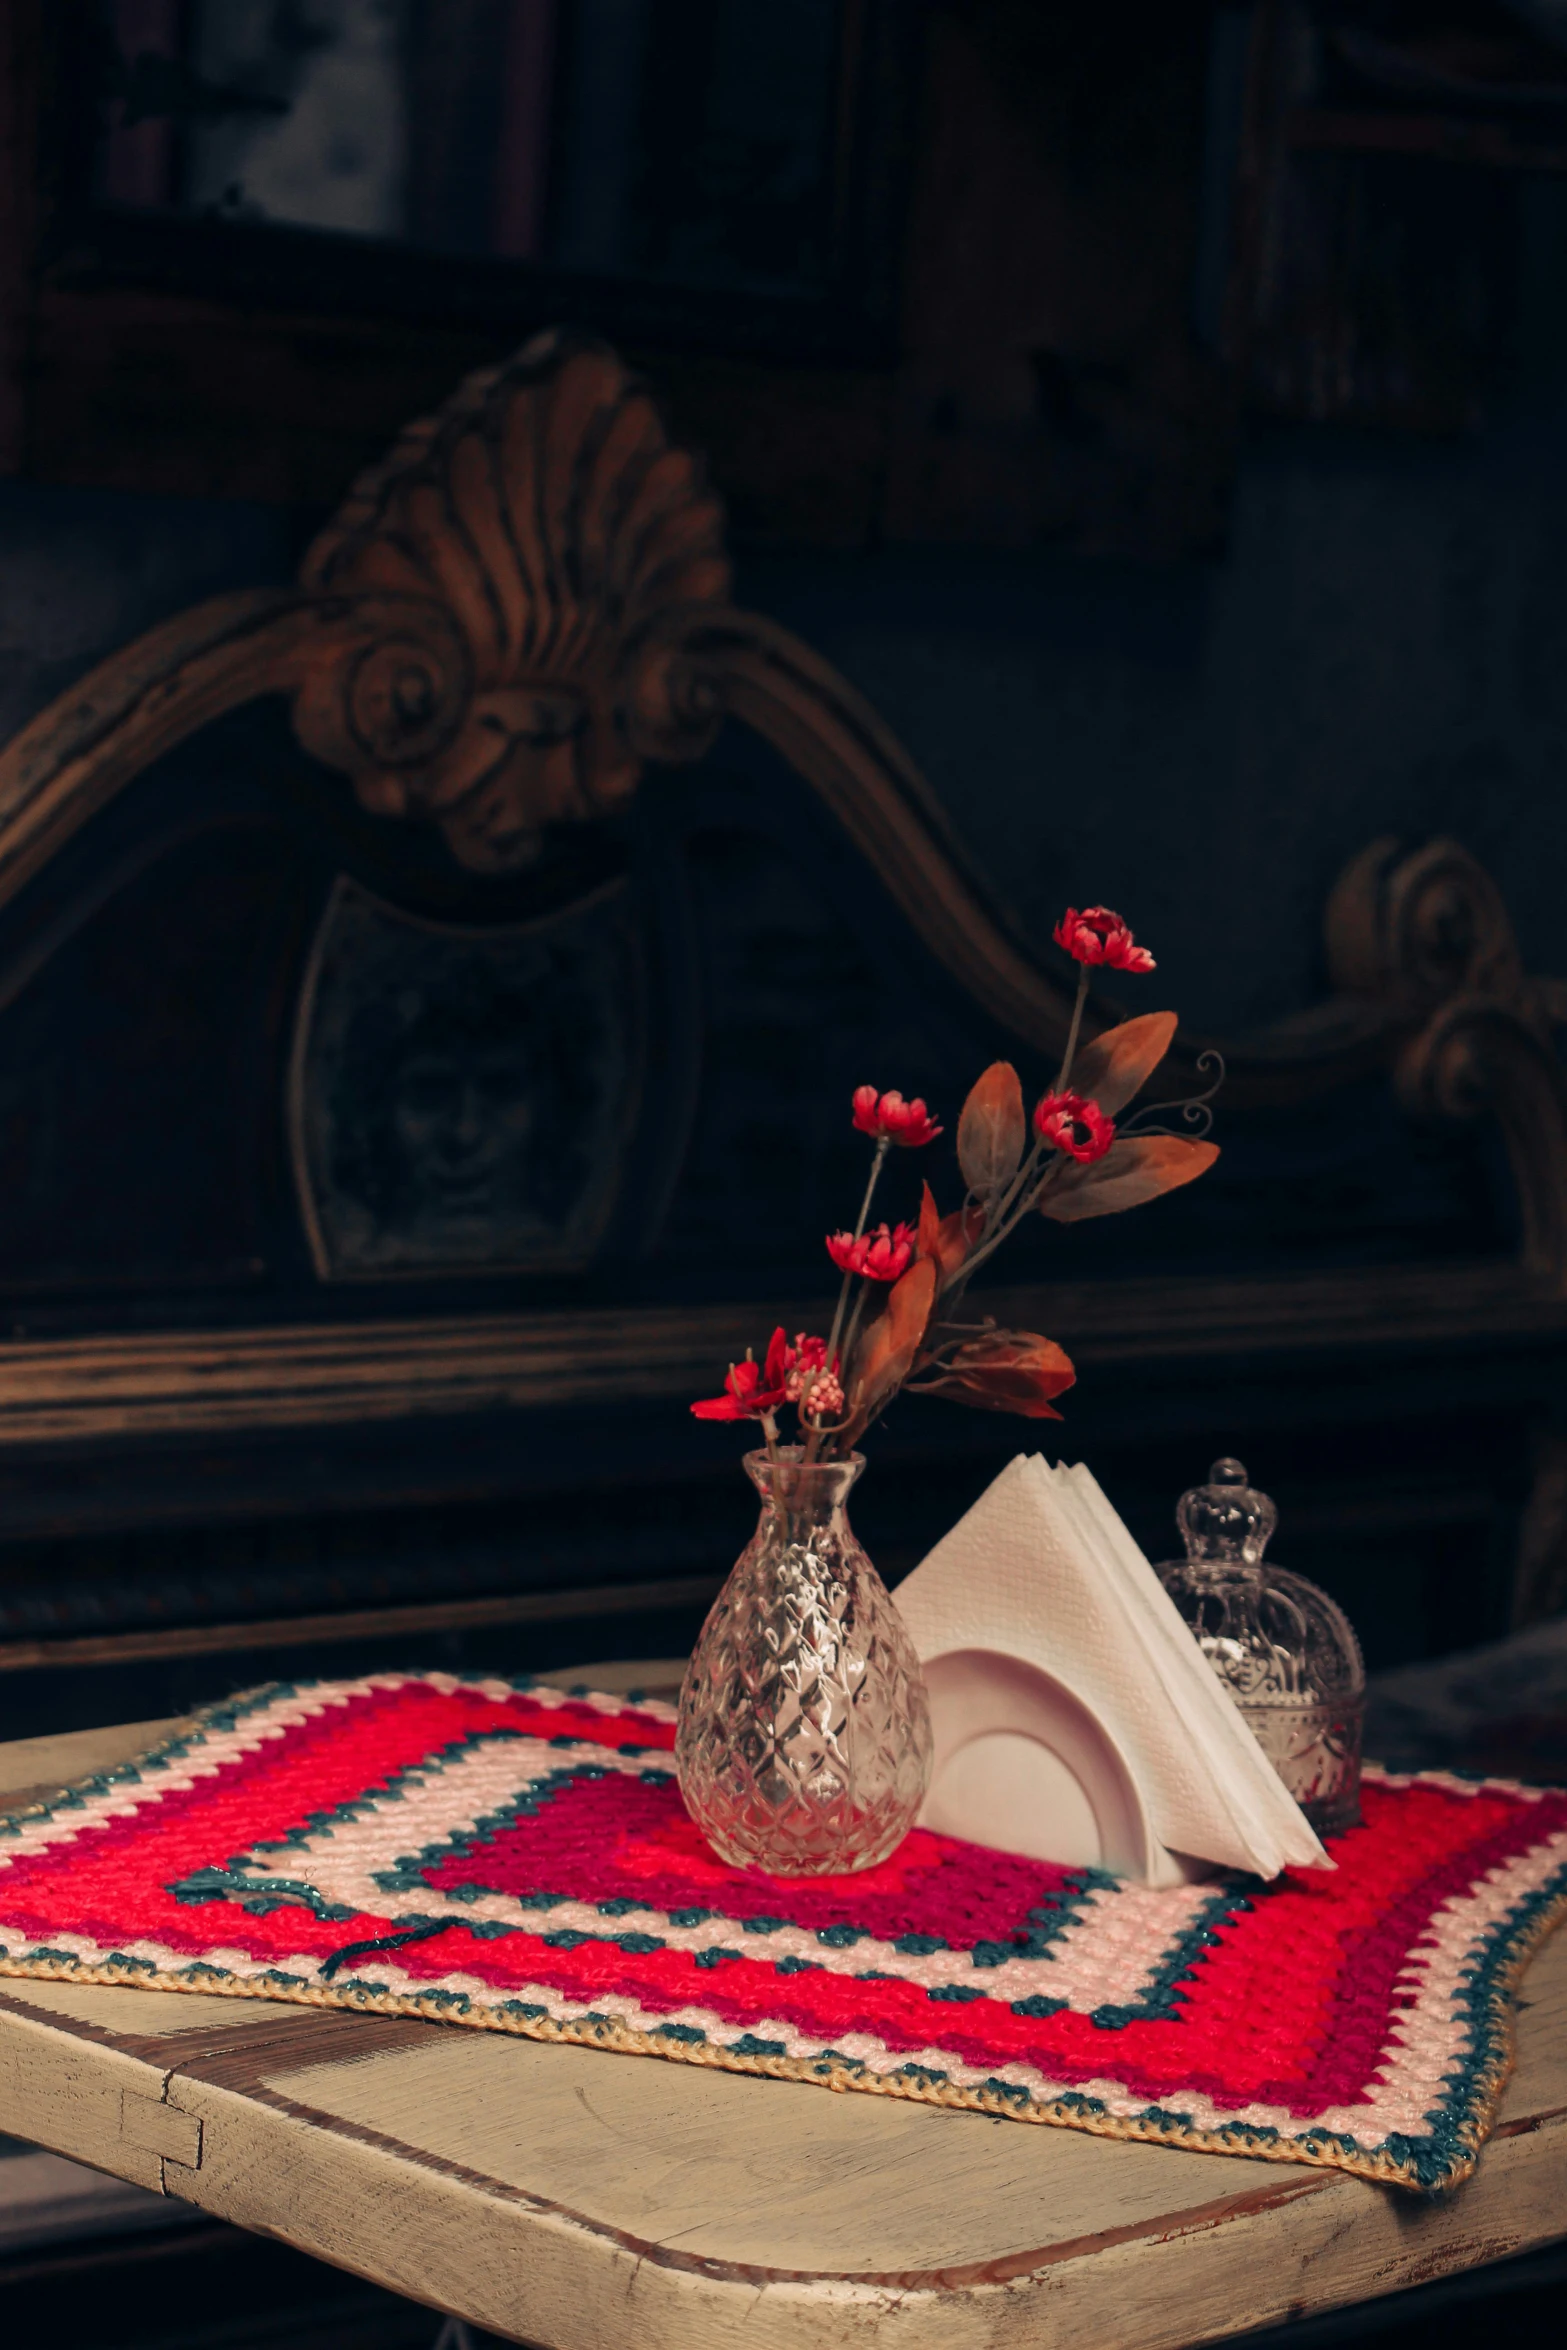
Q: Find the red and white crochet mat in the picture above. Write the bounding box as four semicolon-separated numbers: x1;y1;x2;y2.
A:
2;1671;1564;2192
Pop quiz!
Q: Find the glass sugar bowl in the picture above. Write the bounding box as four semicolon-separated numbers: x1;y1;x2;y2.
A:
1156;1458;1365;1839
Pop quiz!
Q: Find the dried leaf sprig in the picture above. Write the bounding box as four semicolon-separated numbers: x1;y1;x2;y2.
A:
692;908;1220;1461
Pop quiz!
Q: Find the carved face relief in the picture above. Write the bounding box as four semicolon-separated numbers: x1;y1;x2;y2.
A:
388;1033;538;1218
288;876;644;1278
435;682;641;872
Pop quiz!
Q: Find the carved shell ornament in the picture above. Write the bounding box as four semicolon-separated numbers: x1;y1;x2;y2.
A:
292;331;733;871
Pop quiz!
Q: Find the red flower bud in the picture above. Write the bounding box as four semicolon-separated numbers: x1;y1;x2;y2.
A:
781;1333;844;1419
851;1087;943;1147
1033;1090;1116;1165
691;1329;791;1420
692;1330;844;1422
826;1220;917;1282
1052;905;1155;973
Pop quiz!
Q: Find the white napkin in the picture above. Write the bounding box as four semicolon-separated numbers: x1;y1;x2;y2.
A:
895;1455;1330;1878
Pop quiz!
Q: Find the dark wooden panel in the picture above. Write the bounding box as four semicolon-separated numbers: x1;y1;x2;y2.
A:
0;326;1559;1736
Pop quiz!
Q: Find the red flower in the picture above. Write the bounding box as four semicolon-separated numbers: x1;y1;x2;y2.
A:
1052;906;1155;973
1033;1090;1116;1165
851;1086;943;1147
780;1333;844;1419
691;1328;790;1421
691;1330;844;1421
826;1220;917;1282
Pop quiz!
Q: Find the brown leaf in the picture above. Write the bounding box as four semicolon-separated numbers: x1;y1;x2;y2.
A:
915;1330;1076;1420
916;1180;942;1263
846;1257;938;1428
1039;1135;1218;1223
916;1182;983;1279
941;1203;984;1272
957;1062;1025;1196
1069;1012;1178;1118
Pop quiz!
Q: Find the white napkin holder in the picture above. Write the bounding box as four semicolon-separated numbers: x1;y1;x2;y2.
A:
894;1456;1331;1886
919;1645;1173;1879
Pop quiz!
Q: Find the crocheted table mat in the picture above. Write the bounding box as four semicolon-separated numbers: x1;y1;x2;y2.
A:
3;1673;1565;2193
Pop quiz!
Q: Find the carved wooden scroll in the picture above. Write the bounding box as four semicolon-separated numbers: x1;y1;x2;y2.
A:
1327;837;1567;1290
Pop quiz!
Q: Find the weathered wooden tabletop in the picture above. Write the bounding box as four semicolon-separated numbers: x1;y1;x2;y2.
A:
1;1676;1565;2350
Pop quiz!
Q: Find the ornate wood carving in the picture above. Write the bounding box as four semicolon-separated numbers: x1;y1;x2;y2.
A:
1;317;1526;1125
0;327;1380;1097
1327;837;1567;1290
0;326;1561;1675
293;340;732;872
0;331;1562;1389
0;332;738;901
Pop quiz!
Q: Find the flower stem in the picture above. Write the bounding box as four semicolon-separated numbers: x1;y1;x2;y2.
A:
943;1136;1048;1309
839;1278;871;1375
853;1136;890;1242
1057;964;1090;1093
939;971;1091;1318
799;1373;828;1466
825;1136;889;1374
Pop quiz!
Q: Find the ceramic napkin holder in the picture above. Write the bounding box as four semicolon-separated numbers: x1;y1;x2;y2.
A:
893;1456;1330;1886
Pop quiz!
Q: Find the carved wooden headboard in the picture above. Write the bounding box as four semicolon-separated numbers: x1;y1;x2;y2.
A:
0;329;1564;1722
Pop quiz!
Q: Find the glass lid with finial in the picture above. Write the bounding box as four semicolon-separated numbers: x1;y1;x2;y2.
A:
1156;1458;1365;1840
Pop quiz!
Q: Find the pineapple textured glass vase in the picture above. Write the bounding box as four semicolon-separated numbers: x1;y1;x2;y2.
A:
676;1450;933;1876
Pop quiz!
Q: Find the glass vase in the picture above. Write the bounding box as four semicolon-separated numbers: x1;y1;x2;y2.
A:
676;1449;933;1875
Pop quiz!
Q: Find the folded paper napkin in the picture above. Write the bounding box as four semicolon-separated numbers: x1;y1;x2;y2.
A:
895;1456;1330;1878
2;1673;1565;2191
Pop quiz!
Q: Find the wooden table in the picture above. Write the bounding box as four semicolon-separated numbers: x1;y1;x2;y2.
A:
2;1681;1566;2350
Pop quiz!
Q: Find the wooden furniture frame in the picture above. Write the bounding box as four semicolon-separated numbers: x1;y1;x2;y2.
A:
0;325;1564;1673
2;1695;1565;2350
1;327;1563;1162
